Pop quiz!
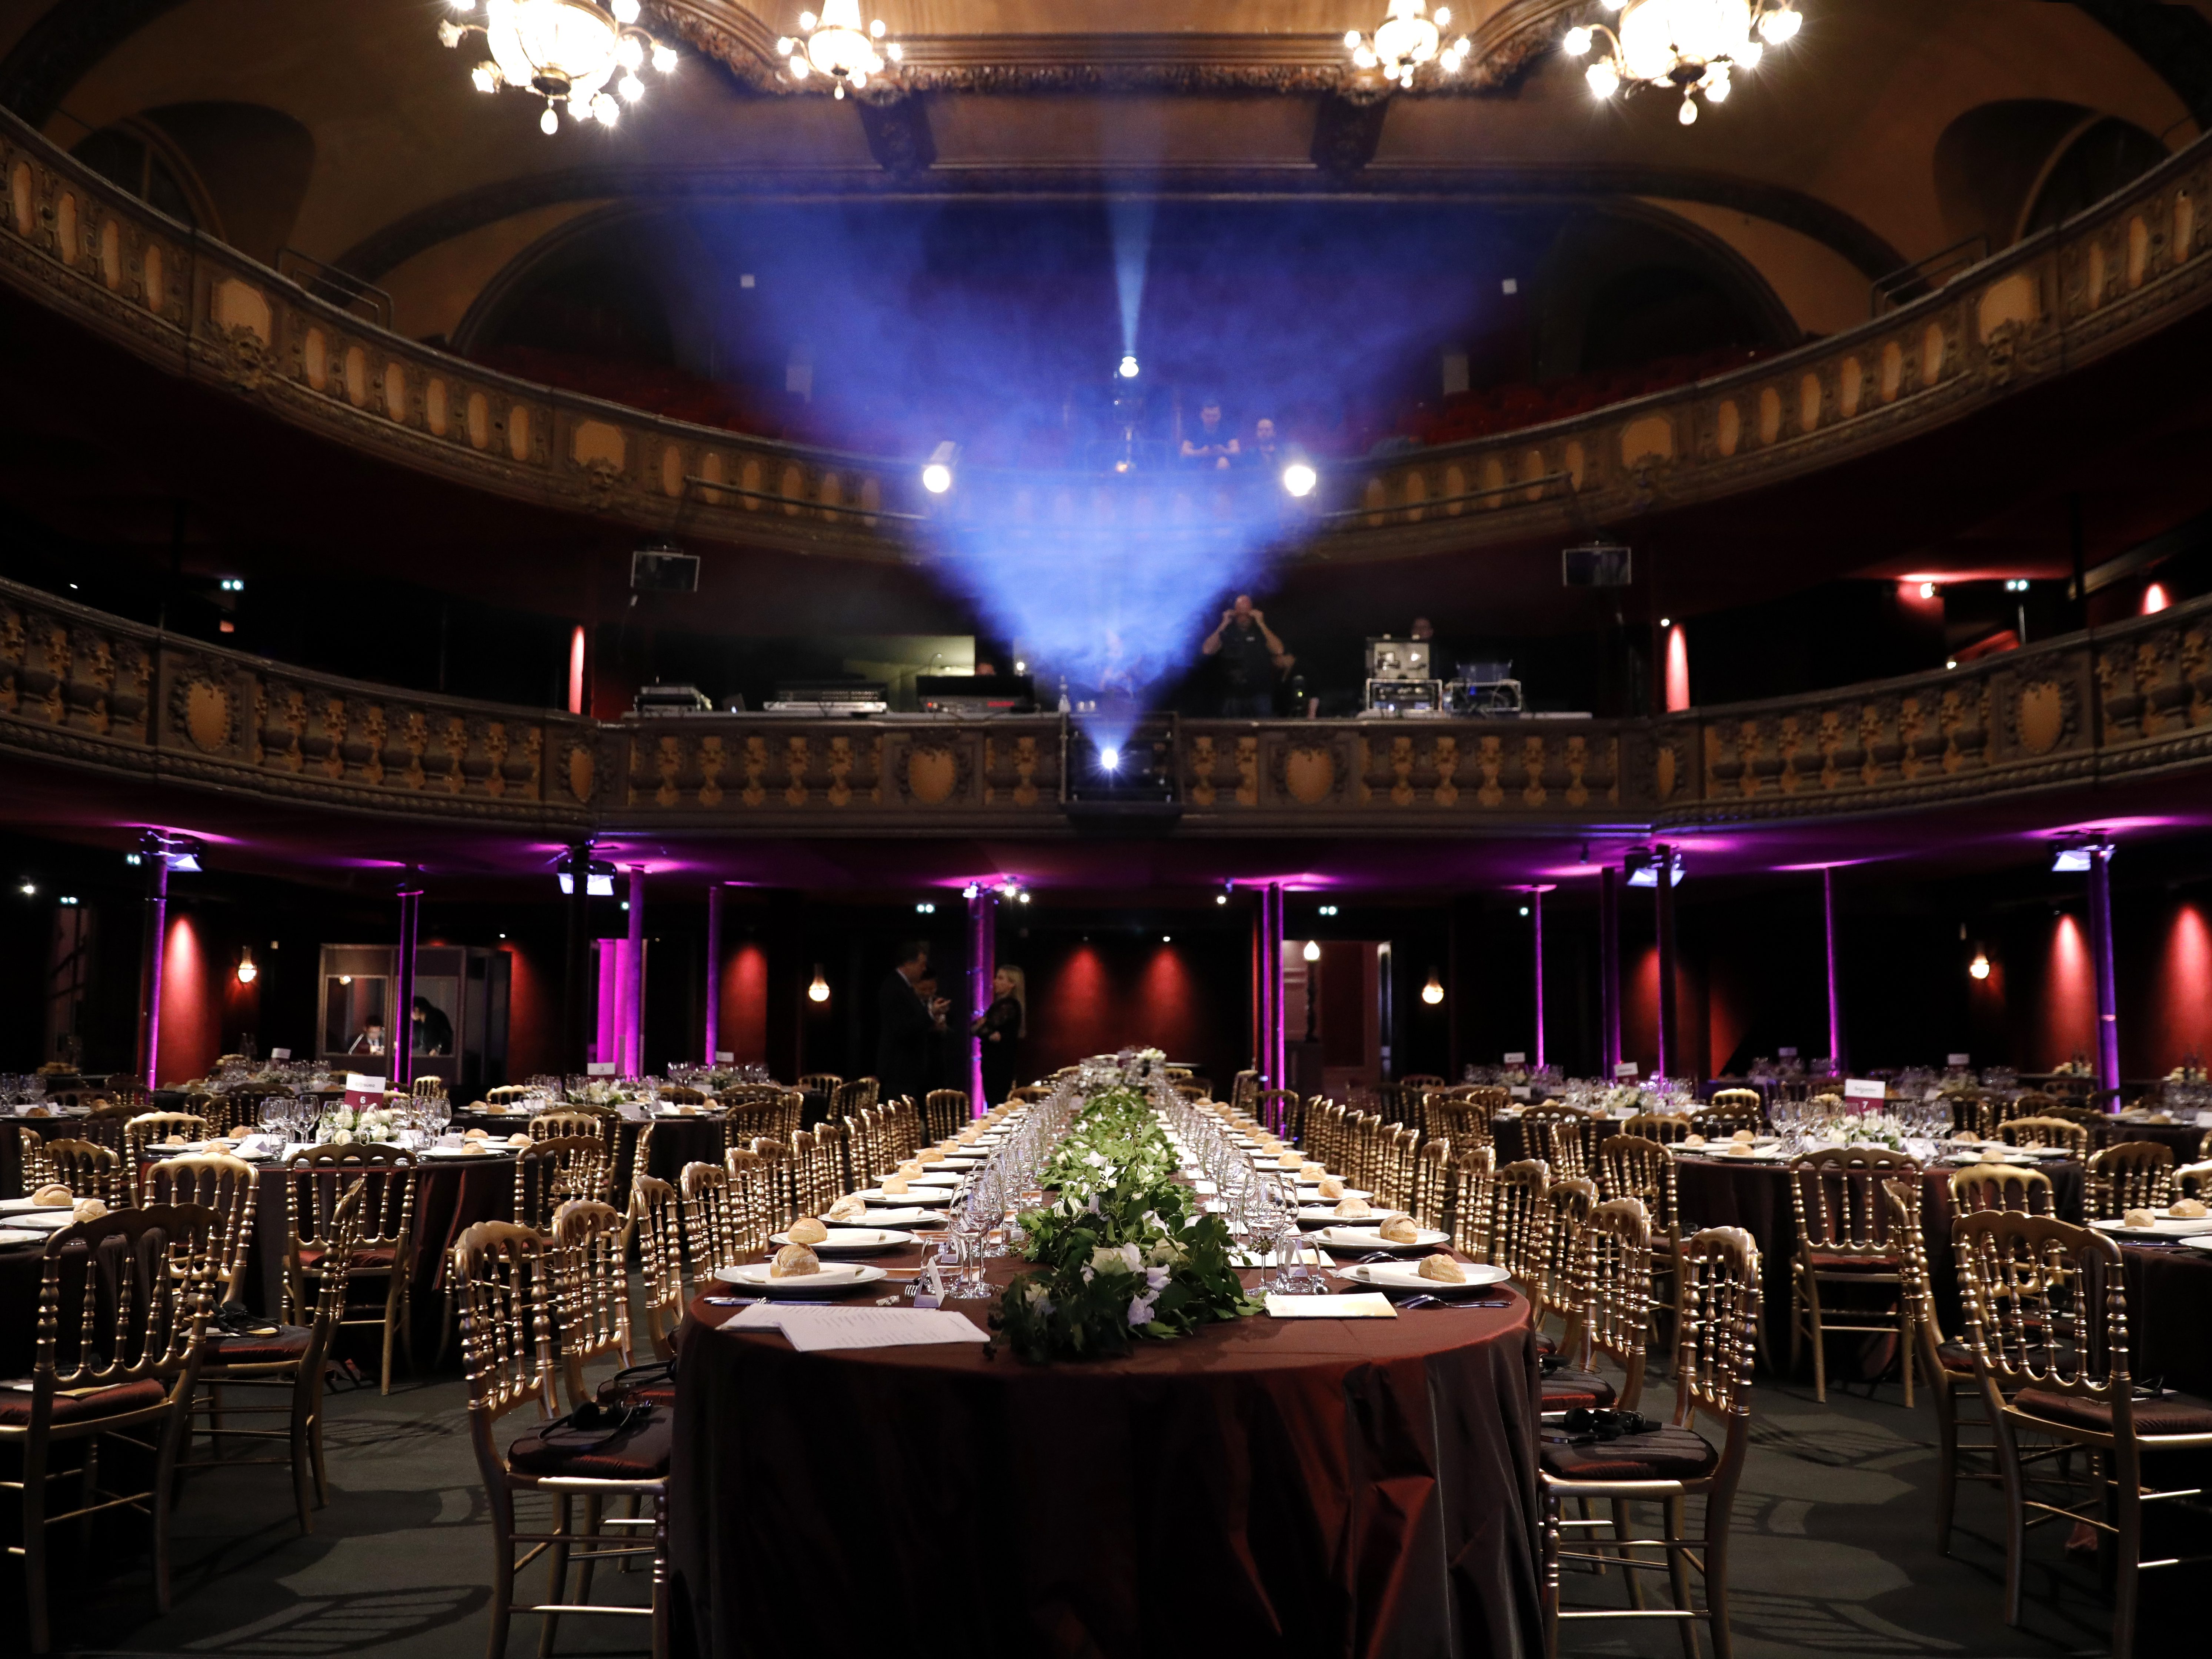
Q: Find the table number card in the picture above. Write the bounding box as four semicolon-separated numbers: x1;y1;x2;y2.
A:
586;1062;617;1076
1265;1292;1397;1319
343;1073;386;1110
1843;1078;1888;1101
1503;1052;1526;1065
1614;1062;1640;1079
1946;1054;1971;1066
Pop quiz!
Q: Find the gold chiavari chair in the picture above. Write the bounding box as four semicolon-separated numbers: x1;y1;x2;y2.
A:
1951;1161;2056;1217
1622;1112;1692;1146
843;1111;882;1186
1368;1124;1419;1211
2042;1102;2110;1131
831;1078;880;1119
655;1086;707;1108
40;1137;123;1206
1599;1134;1685;1361
1231;1069;1261;1112
144;1153;257;1298
1787;1147;1920;1404
2086;1141;2176;1219
1255;1088;1299;1141
279;1145;420;1394
1489;1158;1553;1295
516;1135;617;1229
1541;1225;1762;1659
923;1088;970;1139
1537;1177;1599;1338
1448;1145;1498;1262
628;1176;686;1363
531;1105;620;1154
725;1147;781;1250
1956;1210;2212;1659
16;1125;52;1191
796;1072;843;1100
1528;1105;1598;1183
1691;1104;1764;1140
123;1111;210;1198
452;1221;670;1659
1410;1138;1454;1232
177;1184;359;1535
550;1199;637;1412
1705;1087;1764;1118
809;1119;855;1196
411;1075;447;1101
4;1204;222;1652
744;1138;799;1228
1542;1196;1653;1419
884;1098;924;1164
679;1162;740;1281
1998;1116;2091;1156
2173;1161;2212;1202
788;1129;837;1216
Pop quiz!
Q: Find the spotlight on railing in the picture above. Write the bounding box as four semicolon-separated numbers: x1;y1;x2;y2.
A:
921;440;958;495
1281;461;1318;498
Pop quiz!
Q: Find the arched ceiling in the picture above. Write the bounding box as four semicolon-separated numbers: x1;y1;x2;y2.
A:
0;0;2200;348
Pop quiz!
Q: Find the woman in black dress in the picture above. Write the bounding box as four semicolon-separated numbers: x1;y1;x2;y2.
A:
972;965;1026;1106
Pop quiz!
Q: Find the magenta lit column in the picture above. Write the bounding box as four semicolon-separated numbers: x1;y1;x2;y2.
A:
703;883;723;1065
620;865;646;1075
967;885;996;1115
1259;882;1287;1086
2086;846;2121;1092
135;839;169;1088
1599;865;1621;1076
1530;887;1547;1071
1822;867;1846;1072
1653;844;1678;1079
393;869;422;1089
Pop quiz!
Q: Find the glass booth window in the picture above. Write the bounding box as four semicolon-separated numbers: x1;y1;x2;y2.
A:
324;975;389;1057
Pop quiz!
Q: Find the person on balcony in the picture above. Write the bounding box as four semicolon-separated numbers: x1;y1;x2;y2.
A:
1180;398;1240;470
1202;595;1293;717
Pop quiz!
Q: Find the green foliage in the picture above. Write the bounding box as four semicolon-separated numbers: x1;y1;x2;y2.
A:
992;1088;1260;1363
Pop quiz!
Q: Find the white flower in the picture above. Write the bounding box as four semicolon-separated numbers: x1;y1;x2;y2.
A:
1145;1264;1171;1291
1127;1291;1160;1327
1091;1242;1142;1277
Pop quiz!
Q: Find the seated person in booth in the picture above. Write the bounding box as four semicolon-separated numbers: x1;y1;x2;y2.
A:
348;1021;388;1056
1245;416;1282;473
1202;594;1293;717
972;964;1026;1105
411;995;454;1056
876;940;945;1104
1180;397;1239;469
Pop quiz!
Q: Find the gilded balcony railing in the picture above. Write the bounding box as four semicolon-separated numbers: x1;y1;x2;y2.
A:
1;107;2210;565
8;575;2212;837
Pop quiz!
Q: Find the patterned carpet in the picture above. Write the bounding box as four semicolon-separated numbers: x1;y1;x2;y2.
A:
7;1358;2201;1657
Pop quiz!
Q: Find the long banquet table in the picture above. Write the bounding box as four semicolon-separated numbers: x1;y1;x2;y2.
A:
669;1240;1545;1659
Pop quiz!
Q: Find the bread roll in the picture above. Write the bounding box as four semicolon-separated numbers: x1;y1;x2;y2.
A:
2124;1207;2159;1229
768;1242;821;1278
1378;1212;1419;1244
464;1128;490;1142
1332;1195;1373;1219
826;1194;870;1223
897;1159;925;1179
1417;1253;1466;1283
916;1147;945;1164
787;1216;830;1245
72;1199;108;1223
884;1176;910;1195
1731;1129;1757;1144
1682;1134;1708;1148
2168;1197;2208;1219
1276;1151;1304;1170
508;1133;531;1147
1317;1174;1347;1199
31;1184;72;1208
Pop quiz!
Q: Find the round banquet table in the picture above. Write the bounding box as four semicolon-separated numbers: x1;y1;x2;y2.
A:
2121;1242;2212;1398
669;1244;1544;1659
445;1108;726;1196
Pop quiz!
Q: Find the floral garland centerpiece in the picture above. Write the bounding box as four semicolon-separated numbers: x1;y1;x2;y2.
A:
993;1082;1260;1363
319;1102;404;1145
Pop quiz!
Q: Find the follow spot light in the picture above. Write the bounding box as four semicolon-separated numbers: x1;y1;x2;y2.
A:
1099;746;1121;772
921;440;958;495
1117;354;1140;380
1281;462;1317;498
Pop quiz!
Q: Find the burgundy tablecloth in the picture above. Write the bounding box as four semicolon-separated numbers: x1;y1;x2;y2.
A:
670;1252;1543;1659
446;1111;726;1198
2123;1244;2212;1398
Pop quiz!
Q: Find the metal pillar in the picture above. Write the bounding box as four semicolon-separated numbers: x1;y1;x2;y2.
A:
1259;882;1286;1085
967;886;997;1114
621;866;647;1075
561;842;593;1078
1531;888;1546;1071
135;843;169;1088
393;869;422;1089
1822;867;1846;1071
1599;865;1621;1076
1653;843;1678;1079
703;884;723;1065
2087;847;2121;1092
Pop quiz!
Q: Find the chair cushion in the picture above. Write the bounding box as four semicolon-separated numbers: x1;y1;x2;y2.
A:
0;1376;170;1425
297;1244;397;1272
1541;1422;1719;1483
1805;1252;1903;1272
206;1325;314;1366
509;1409;672;1480
2014;1386;2212;1438
1532;1328;1557;1356
1936;1339;1978;1376
1540;1365;1617;1412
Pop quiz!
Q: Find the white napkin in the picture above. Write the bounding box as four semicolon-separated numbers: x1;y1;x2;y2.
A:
722;1303;990;1352
1264;1292;1397;1319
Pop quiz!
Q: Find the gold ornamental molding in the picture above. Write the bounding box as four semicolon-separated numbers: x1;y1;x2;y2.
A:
0;105;2209;569
10;576;2212;839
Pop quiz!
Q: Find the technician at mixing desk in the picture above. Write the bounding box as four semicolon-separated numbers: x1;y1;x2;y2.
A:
1202;594;1294;717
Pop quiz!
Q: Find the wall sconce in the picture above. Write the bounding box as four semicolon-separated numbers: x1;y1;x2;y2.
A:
1302;939;1321;963
236;947;259;986
1968;951;1991;982
1421;971;1445;1006
807;965;831;1004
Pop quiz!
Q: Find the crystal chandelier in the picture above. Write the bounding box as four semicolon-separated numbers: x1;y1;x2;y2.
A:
1344;1;1469;89
1564;0;1801;125
440;0;678;135
777;1;903;99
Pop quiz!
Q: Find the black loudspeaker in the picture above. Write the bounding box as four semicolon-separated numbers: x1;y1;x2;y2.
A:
1562;541;1633;587
631;547;700;592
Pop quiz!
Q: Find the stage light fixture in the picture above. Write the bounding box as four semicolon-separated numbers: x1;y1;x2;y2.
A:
1281;462;1317;498
58;895;77;906
1118;354;1140;380
17;882;34;896
915;901;936;915
1100;746;1121;772
557;857;616;897
1624;849;1683;888
1919;581;1937;598
2051;835;2113;874
808;966;831;1004
921;440;957;494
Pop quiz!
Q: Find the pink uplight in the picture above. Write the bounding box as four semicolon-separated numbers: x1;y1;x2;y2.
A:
2145;582;2171;615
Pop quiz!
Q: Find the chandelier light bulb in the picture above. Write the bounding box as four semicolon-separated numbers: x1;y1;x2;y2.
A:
808;966;830;1004
651;43;677;71
236;950;258;986
1585;61;1620;97
540;104;559;133
1678;95;1698;124
1352;45;1377;68
869;17;885;35
791;54;810;75
1969;951;1992;982
777;36;795;52
1759;4;1801;41
1564;26;1592;55
617;33;643;68
620;72;644;100
886;41;901;59
1704;69;1730;102
449;0;476;10
800;10;817;27
472;63;500;91
438;19;465;47
1344;28;1362;47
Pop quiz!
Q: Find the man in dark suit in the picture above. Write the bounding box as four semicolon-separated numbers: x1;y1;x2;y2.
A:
876;940;944;1104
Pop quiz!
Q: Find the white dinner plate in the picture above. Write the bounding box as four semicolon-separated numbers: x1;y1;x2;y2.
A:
875;1171;959;1188
1312;1224;1451;1252
0;1196;62;1212
854;1187;953;1206
1298;1206;1387;1226
771;1228;914;1254
1295;1185;1373;1202
0;1228;47;1248
426;1144;519;1158
2184;1235;2212;1253
713;1261;888;1295
2091;1215;2212;1239
1337;1260;1511;1294
931;1156;982;1170
835;1207;942;1228
0;1209;80;1230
